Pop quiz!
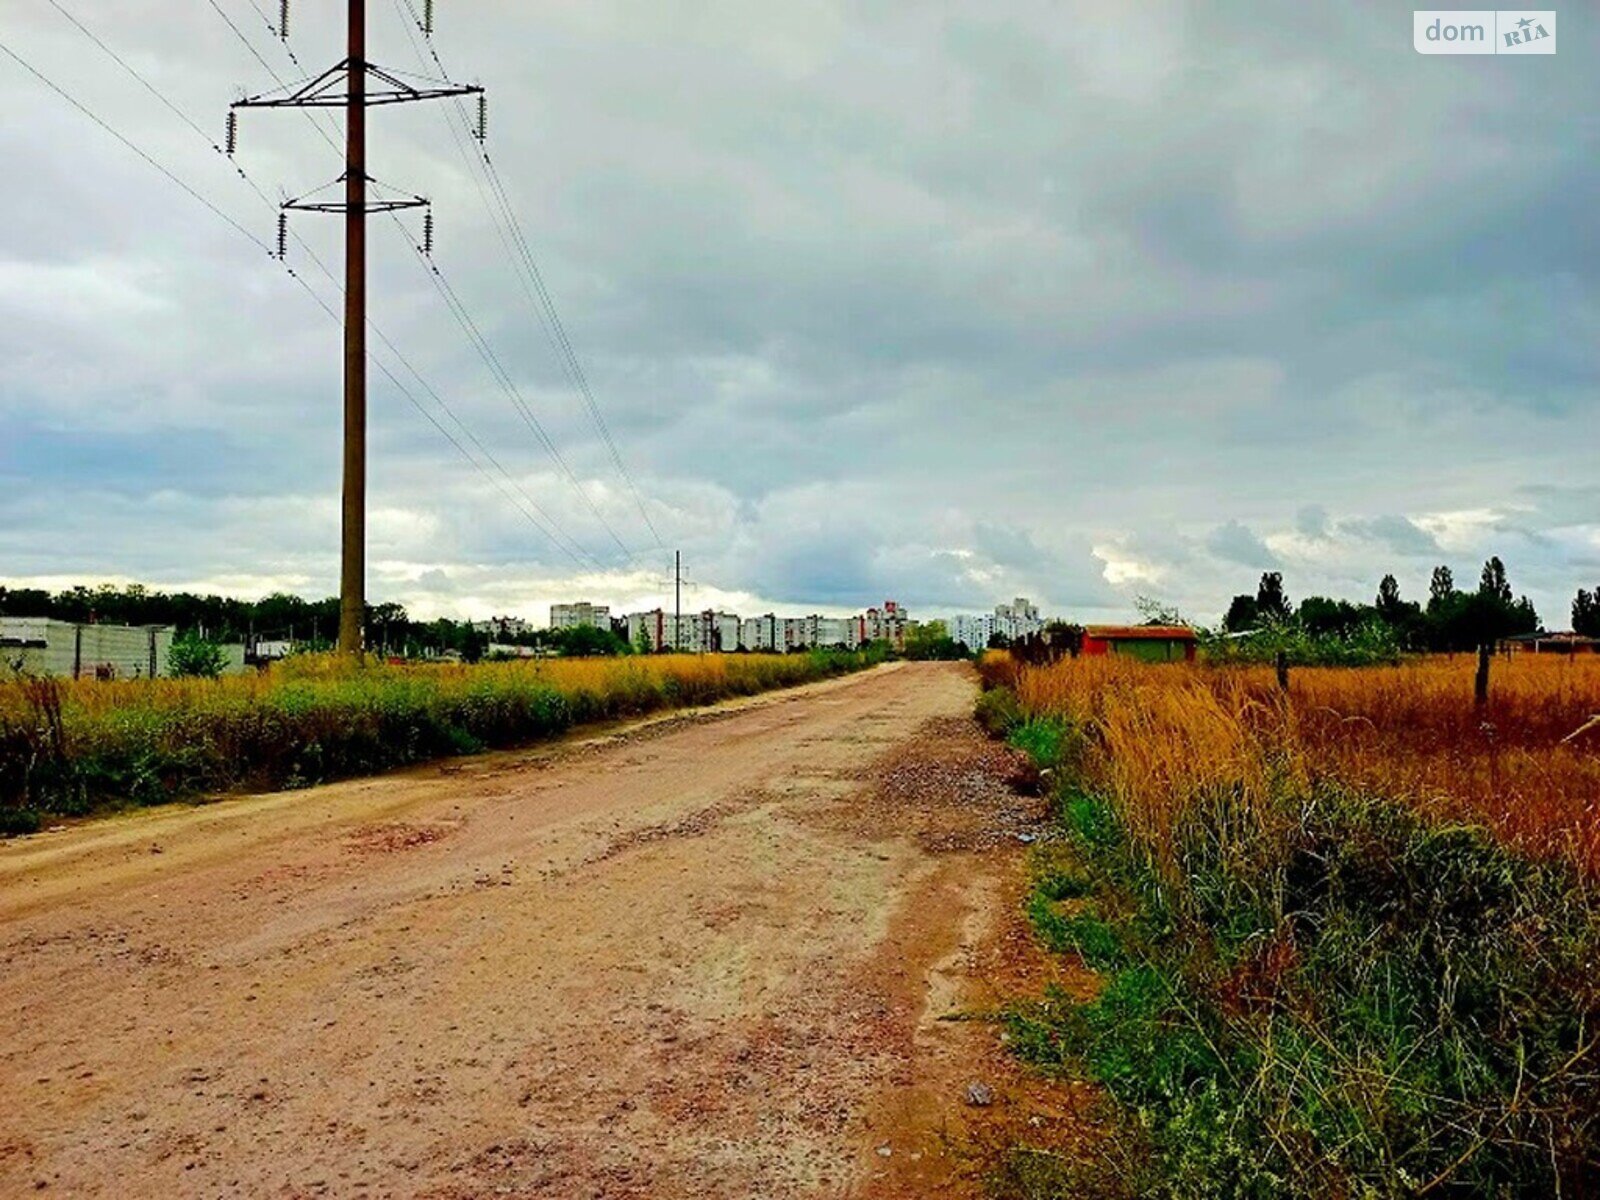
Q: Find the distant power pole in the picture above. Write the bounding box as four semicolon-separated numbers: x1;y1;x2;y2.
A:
674;551;682;654
230;0;484;655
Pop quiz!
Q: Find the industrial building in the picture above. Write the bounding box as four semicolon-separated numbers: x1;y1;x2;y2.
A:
1;618;174;679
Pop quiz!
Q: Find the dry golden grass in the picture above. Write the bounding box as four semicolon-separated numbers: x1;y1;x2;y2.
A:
0;650;872;821
0;652;800;720
990;651;1600;875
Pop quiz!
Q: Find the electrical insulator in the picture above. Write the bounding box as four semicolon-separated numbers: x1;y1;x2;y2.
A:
422;211;435;257
226;110;238;156
275;211;288;260
423;0;435;35
475;92;488;142
279;0;290;39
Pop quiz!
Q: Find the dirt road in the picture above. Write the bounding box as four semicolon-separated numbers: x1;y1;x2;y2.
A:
0;662;1072;1198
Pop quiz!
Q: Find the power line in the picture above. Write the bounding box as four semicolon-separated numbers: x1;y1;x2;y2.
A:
221;0;649;569
206;0;343;156
388;214;640;563
241;0;309;73
0;36;272;256
392;0;663;547
287;266;593;568
0;25;591;571
187;4;606;567
29;1;643;581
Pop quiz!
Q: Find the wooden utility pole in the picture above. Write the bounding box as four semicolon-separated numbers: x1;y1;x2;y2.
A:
230;1;483;655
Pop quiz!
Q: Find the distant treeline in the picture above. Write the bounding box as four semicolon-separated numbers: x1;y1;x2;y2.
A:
1221;557;1550;652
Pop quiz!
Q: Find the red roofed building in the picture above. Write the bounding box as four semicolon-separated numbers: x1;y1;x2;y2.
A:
1081;625;1198;663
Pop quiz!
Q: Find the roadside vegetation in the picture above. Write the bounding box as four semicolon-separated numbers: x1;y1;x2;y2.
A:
1195;560;1549;671
978;652;1600;1197
0;647;882;832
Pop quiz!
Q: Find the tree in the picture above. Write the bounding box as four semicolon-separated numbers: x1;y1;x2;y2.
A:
1510;595;1540;636
1255;572;1292;624
1376;575;1402;616
634;624;655;655
365;602;409;656
1419;559;1539;650
1222;594;1260;632
1298;596;1367;638
1574;589;1600;638
904;620;965;661
1373;575;1424;648
550;624;630;657
168;632;228;679
1478;556;1513;606
1134;595;1183;625
1428;565;1457;613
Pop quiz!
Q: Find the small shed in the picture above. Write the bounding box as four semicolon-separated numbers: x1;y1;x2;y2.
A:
1081;624;1198;663
1501;631;1600;656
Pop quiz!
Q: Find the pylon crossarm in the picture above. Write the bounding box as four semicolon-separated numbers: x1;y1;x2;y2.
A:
285;196;427;213
233;60;347;108
282;172;428;214
234;58;481;109
364;63;481;105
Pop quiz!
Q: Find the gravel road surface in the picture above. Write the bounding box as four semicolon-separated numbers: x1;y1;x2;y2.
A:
0;662;1078;1198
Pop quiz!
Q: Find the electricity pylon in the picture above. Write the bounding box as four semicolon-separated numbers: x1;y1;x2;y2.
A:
229;0;483;654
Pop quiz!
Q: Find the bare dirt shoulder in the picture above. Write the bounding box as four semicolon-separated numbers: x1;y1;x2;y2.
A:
0;662;1101;1198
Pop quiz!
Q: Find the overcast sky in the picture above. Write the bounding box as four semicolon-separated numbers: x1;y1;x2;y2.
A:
1;2;1595;626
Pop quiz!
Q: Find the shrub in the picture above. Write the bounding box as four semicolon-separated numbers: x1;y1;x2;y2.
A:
168;632;229;679
975;685;1023;735
1007;716;1067;769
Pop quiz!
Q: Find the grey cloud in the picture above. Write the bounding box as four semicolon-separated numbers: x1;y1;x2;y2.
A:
1206;520;1279;569
1296;505;1331;540
0;2;1596;626
1519;486;1600;530
1339;514;1440;557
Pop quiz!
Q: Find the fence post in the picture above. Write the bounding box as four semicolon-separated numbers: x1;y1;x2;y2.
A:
1275;649;1289;693
1475;642;1491;707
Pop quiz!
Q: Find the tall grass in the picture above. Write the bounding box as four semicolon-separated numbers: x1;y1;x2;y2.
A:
983;653;1600;1195
985;652;1600;875
0;649;879;828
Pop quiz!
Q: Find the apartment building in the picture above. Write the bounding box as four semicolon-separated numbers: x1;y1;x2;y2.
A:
549;602;610;631
951;597;1046;650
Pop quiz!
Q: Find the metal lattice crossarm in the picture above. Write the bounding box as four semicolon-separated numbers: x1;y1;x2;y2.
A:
233;58;481;109
283;172;427;215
